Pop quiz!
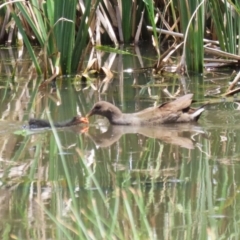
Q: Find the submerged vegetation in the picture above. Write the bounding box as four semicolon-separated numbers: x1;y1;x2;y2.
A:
0;0;240;75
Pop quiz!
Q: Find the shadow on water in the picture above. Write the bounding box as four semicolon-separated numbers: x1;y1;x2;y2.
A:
1;46;240;239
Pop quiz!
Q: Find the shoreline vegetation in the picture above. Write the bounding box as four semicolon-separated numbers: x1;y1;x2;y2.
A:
0;1;240;79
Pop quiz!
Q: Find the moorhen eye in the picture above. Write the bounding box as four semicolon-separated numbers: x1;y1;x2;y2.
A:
95;105;101;110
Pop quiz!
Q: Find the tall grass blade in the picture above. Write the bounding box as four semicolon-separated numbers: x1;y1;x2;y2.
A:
121;0;132;42
143;0;160;58
177;0;205;73
71;0;96;72
54;0;77;73
9;10;42;74
208;0;227;51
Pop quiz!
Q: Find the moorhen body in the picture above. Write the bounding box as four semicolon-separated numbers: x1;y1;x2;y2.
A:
87;94;205;125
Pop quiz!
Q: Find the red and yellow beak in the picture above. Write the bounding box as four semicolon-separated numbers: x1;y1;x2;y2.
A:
79;117;89;124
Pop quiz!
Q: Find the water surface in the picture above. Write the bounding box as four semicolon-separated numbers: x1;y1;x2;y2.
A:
0;46;239;239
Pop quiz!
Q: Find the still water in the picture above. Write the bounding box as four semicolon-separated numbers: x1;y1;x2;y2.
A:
0;46;240;239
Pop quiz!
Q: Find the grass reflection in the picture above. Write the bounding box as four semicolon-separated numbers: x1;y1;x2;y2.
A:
1;53;240;238
1;120;240;239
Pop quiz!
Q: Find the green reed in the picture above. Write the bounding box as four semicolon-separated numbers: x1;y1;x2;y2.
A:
2;0;240;76
208;0;240;54
173;0;204;72
2;0;100;75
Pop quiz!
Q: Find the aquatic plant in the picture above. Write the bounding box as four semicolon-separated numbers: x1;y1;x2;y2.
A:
1;0;240;75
